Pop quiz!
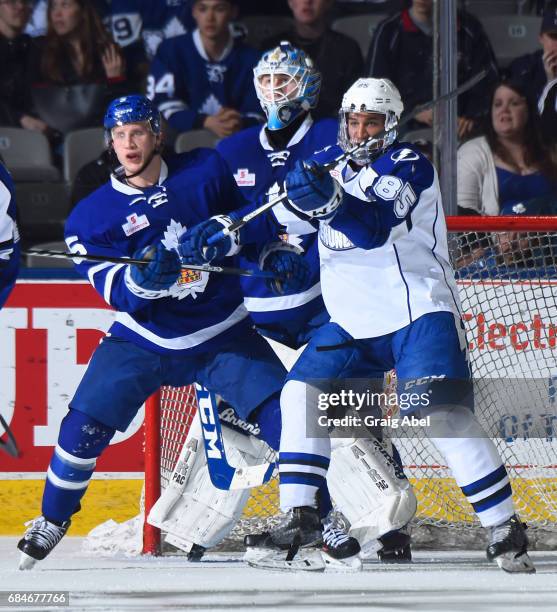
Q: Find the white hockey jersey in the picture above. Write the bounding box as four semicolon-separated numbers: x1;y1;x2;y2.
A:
288;142;462;339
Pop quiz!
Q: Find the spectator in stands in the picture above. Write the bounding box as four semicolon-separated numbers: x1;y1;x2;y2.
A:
109;0;194;87
367;0;498;139
457;79;557;217
148;0;263;139
27;0;127;136
24;0;109;37
0;0;35;128
262;0;364;120
507;6;557;121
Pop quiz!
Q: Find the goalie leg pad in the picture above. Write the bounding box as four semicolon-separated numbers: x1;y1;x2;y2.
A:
148;420;271;551
327;436;417;547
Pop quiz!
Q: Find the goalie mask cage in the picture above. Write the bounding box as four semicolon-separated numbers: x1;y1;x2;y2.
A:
143;216;557;555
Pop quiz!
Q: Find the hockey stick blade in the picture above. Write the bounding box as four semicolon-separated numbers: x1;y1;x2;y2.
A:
23;249;277;279
207;68;488;246
0;414;19;458
194;384;275;490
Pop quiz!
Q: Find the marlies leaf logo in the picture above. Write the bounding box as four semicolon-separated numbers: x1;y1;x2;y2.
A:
161;219;210;300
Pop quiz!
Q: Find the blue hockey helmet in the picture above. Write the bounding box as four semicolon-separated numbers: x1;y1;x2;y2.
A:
254;42;321;131
103;95;161;144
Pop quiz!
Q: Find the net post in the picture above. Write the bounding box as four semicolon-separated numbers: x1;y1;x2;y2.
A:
143;389;162;555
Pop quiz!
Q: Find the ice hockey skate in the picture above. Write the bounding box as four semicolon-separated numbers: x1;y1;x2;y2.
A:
244;507;361;571
17;516;71;570
321;512;362;571
244;506;324;570
486;514;535;574
377;528;412;563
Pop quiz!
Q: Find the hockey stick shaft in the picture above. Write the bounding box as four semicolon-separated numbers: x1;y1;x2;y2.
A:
207;68;488;246
23;248;277;279
0;414;19;458
194;384;275;490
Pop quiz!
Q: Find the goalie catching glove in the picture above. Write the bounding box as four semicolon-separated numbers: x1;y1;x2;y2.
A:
259;242;311;296
285;159;342;220
178;215;243;264
125;243;181;294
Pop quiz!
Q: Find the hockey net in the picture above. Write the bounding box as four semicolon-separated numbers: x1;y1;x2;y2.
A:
142;217;557;554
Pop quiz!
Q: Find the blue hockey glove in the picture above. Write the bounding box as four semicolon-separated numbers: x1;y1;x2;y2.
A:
178;215;242;264
128;243;181;292
285;160;342;220
260;242;311;296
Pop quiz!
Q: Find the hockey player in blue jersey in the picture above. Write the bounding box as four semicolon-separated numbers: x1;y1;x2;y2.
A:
192;78;535;573
147;0;263;139
16;94;295;570
216;42;334;349
0;162;19;309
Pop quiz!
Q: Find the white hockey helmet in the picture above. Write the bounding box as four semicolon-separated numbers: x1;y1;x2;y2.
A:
338;78;404;164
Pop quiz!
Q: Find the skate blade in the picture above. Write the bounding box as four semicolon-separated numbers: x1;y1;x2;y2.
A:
496;551;536;574
246;549;325;572
18;552;37;571
321;550;362;572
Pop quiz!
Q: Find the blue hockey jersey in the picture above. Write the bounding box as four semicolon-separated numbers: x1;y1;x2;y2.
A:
65;150;253;355
110;0;194;61
0;163;19;309
147;30;263;133
216;115;338;328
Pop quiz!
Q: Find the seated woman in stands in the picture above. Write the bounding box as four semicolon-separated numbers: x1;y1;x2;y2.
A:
27;0;127;137
456;79;557;270
457;78;557;217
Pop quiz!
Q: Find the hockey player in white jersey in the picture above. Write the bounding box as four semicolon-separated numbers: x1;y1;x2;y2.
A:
193;78;535;573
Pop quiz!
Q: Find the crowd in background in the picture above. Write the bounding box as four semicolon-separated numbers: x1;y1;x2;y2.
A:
0;0;557;251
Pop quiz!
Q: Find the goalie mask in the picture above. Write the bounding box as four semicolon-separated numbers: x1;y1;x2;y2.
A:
254;42;321;131
338;78;404;165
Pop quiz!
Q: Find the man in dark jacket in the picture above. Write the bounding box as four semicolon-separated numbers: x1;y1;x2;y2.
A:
507;6;557;110
263;0;364;120
0;0;37;128
366;0;498;138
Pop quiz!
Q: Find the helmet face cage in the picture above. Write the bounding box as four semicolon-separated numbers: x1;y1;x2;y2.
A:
254;42;321;131
103;95;161;146
338;109;398;165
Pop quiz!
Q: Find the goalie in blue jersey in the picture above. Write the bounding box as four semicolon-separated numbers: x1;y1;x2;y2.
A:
0;162;19;310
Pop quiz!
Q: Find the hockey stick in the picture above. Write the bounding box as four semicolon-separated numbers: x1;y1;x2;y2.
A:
22;248;277;279
0;414;19;458
207;68;488;246
194;384;276;490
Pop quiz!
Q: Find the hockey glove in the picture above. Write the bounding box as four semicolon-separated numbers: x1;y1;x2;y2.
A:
178;215;243;265
260;242;311;296
285;160;342;220
127;243;181;292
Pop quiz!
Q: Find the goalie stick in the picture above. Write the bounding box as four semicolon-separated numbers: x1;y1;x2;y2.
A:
207;68;488;247
22;248;277;279
0;414;19;458
194;384;276;490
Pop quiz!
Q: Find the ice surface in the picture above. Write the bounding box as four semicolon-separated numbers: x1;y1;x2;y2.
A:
1;537;556;612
